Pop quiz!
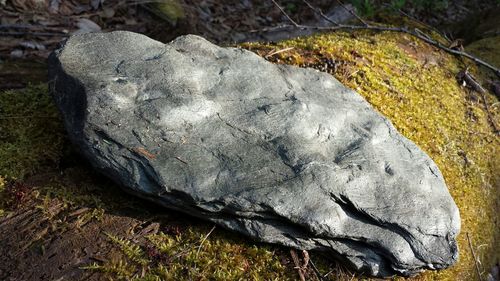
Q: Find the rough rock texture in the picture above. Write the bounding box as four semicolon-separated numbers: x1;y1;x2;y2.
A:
49;31;460;277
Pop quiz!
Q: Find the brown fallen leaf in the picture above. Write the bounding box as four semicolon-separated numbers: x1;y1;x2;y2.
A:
448;39;464;51
132;147;156;159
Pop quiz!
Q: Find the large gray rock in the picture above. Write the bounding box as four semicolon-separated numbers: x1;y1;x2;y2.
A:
49;31;460;277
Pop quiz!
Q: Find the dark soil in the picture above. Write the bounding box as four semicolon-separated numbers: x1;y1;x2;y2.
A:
0;166;223;281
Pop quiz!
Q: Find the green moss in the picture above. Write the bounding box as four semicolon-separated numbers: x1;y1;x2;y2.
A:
85;226;295;281
466;36;500;78
0;84;64;179
241;30;499;280
106;232;151;266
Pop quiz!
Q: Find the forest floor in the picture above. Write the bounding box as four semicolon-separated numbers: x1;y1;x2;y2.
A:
1;1;499;280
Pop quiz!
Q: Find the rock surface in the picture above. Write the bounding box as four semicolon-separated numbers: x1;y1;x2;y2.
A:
49;31;460;277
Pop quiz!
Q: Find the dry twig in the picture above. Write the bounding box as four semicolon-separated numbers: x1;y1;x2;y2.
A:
270;0;300;27
301;0;338;25
290;249;306;281
308;256;326;281
467;232;483;281
458;68;500;134
335;0;368;26
195;225;216;257
0;31;68;37
265;47;294;58
267;0;500;77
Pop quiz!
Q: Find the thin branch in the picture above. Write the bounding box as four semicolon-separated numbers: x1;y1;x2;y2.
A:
290;249;306;281
308;257;326;281
335;0;368;26
0;31;68;37
195;225;216;257
0;115;59;119
270;0;300;27
0;24;33;30
466;233;483;281
397;7;450;42
301;0;338;25
265;47;294;58
258;2;500;77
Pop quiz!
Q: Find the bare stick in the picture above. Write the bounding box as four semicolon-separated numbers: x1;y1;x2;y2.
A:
255;20;500;76
196;225;216;257
478;87;500;135
466;232;483;281
266;47;294;58
0;31;68;37
308;257;326;281
335;0;368;26
290;249;306;281
0;115;58;119
301;0;338;25
263;0;500;76
270;0;300;27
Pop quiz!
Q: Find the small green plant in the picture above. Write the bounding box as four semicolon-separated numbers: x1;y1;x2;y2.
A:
81;260;135;280
82;226;296;280
105;232;151;266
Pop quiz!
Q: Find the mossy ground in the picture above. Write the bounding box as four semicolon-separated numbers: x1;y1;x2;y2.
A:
1;29;499;280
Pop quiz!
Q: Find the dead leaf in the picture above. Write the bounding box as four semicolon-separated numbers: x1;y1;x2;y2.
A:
102;7;115;18
10;49;24;58
448;39;464;51
90;0;103;10
48;0;60;13
11;0;46;11
73;18;101;35
19;41;46;50
133;147;156;159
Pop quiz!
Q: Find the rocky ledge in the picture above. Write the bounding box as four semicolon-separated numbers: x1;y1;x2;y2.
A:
49;31;460;277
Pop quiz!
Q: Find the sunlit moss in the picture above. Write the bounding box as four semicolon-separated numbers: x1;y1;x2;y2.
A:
242;30;499;280
86;226;295;281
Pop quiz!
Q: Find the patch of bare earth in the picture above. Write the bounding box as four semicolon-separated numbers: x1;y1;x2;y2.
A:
0;169;188;280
